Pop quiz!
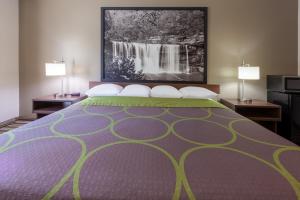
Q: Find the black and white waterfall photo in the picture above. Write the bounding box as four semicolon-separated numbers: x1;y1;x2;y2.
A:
102;8;207;83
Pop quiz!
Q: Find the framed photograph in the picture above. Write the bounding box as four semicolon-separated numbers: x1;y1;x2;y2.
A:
101;7;208;83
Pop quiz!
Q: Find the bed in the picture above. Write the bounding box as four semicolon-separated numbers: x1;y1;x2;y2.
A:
0;82;299;200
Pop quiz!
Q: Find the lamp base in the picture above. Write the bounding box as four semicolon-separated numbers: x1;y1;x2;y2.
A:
238;98;253;104
53;93;66;98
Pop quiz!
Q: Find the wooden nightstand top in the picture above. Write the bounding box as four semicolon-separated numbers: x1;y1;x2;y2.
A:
33;95;87;103
220;98;280;109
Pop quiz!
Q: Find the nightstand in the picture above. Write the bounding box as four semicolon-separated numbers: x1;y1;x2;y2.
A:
220;99;281;133
32;95;87;118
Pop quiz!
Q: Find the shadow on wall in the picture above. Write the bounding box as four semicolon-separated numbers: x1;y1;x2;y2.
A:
66;59;91;94
219;78;265;100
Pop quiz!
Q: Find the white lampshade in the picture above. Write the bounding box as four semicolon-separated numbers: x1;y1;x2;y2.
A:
45;63;66;76
238;66;260;80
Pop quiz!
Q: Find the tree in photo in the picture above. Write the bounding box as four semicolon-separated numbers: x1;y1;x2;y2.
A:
105;57;145;81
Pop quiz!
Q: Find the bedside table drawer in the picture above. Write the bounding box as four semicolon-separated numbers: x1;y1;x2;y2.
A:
220;98;281;133
236;107;281;121
33;101;64;113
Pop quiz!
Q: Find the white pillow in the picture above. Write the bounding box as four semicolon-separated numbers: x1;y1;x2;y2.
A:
118;84;151;97
85;84;123;97
179;86;218;100
151;85;183;98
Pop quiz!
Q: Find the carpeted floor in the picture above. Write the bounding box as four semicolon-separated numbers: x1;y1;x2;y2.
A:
0;118;34;134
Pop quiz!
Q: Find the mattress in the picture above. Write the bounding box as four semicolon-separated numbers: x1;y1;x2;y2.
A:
0;96;299;200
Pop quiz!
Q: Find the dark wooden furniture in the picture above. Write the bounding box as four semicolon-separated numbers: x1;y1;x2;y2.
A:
220;98;281;133
33;95;87;118
89;81;220;94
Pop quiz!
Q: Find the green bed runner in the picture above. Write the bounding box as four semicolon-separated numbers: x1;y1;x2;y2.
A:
81;96;225;108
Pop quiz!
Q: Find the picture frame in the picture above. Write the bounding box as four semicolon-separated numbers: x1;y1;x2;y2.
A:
101;7;208;84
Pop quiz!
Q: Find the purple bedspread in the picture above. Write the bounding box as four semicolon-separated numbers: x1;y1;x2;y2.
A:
0;103;300;200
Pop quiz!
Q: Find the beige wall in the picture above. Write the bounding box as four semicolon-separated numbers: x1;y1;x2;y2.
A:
0;0;19;122
20;0;298;116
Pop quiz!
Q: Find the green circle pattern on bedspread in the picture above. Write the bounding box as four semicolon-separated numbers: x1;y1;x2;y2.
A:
0;104;300;200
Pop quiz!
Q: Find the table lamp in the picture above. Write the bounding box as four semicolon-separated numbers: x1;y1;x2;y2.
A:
45;62;66;97
238;63;260;102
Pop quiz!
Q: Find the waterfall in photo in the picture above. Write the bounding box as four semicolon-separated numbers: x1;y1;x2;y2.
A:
134;43;162;73
160;45;180;73
112;41;190;74
185;45;190;74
